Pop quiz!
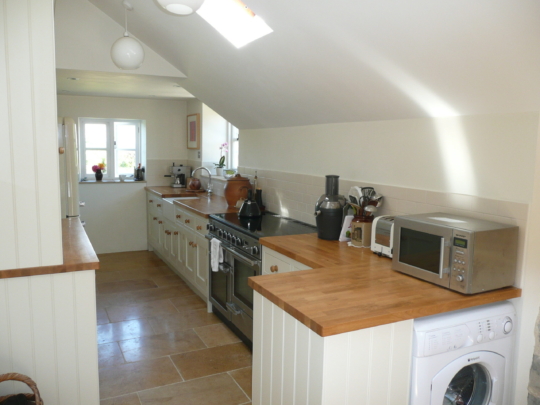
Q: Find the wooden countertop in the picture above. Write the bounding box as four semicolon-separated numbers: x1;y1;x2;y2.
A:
249;233;521;337
146;187;238;218
0;218;99;279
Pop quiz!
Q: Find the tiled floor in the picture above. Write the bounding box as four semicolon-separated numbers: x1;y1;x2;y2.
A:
96;251;252;405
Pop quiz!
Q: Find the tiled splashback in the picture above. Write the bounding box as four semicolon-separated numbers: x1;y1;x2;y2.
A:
146;159;188;187
238;166;529;286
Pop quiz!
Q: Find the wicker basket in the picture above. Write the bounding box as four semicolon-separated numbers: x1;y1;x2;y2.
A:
0;373;42;405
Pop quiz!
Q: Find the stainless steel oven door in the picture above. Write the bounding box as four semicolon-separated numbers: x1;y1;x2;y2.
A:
392;217;452;288
208;247;232;321
223;245;261;317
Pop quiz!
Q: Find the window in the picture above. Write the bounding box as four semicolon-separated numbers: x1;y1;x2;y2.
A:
79;118;142;180
227;123;239;170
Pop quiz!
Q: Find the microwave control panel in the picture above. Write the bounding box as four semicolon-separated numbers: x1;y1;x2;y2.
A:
449;230;472;292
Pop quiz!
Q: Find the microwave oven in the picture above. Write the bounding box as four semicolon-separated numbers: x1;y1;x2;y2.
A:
392;212;518;294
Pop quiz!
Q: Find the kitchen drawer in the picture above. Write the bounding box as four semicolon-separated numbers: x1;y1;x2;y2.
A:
177;207;195;231
194;216;209;237
262;247;312;275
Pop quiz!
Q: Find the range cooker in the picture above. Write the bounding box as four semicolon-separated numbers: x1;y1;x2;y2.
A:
206;212;316;347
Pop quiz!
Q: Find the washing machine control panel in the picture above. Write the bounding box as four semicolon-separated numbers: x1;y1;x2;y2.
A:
415;313;516;357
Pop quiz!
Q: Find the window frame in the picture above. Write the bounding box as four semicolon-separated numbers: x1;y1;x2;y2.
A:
226;122;239;170
79;118;142;180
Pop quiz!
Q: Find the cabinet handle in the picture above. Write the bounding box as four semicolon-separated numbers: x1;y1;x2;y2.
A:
149;200;153;203
270;265;279;273
185;219;190;224
189;241;193;246
196;225;202;230
153;217;157;220
165;230;171;235
157;204;161;207
158;221;163;224
192;243;197;248
176;214;181;219
174;231;178;235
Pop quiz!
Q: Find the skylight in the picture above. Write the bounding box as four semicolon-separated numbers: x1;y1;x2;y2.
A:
197;0;273;48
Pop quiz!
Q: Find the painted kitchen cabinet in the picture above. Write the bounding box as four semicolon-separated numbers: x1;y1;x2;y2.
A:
252;292;413;405
146;196;209;301
262;246;312;275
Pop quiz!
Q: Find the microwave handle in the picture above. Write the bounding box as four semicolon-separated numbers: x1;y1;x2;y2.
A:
439;237;450;279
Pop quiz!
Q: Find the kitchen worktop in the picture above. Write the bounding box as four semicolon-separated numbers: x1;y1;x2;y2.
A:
145;186;238;218
0;218;99;279
248;233;521;337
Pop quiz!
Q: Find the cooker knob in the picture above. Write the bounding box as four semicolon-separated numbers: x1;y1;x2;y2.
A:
503;318;513;334
217;229;223;238
209;224;215;231
251;246;259;255
227;233;232;241
456;275;464;282
236;238;243;246
231;236;237;245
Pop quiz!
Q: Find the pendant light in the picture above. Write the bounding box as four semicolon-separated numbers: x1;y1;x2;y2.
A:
156;0;205;16
110;1;145;70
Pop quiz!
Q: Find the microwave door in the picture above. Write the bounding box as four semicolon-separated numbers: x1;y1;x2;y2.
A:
393;224;452;287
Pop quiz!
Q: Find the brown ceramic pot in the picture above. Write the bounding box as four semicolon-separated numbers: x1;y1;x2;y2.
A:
224;174;251;206
187;177;201;190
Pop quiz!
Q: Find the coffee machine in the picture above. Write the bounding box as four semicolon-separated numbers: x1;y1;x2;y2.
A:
168;165;191;188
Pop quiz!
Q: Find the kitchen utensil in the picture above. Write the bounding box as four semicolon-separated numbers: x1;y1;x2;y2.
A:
224;174;251;206
348;186;363;206
238;189;261;218
315;175;347;240
364;205;377;216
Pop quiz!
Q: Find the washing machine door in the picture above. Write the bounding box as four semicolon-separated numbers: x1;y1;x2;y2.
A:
431;351;505;405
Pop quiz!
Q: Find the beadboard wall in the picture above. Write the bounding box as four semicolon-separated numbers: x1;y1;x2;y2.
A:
237;167;529;287
0;271;99;404
0;0;63;271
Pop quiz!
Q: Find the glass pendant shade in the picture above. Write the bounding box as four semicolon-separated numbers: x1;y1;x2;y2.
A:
157;0;205;15
110;35;145;70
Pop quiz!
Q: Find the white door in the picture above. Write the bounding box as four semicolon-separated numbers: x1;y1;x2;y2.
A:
431;351;505;405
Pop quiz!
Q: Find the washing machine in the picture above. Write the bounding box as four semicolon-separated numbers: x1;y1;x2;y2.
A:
410;301;516;405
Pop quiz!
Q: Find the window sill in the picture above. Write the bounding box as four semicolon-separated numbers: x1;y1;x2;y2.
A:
79;180;147;184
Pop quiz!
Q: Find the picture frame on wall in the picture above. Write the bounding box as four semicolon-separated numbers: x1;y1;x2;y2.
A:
187;113;200;149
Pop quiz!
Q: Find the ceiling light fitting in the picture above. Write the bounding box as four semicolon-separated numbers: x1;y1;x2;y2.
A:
110;0;145;70
157;0;205;16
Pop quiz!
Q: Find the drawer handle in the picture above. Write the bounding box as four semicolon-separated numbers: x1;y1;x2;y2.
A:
176;214;181;219
189;241;193;246
149;200;153;203
153;217;157;220
158;221;163;224
270;265;279;273
174;231;178;235
165;230;171;235
185;219;190;224
196;225;202;230
157;204;161;207
192;243;197;248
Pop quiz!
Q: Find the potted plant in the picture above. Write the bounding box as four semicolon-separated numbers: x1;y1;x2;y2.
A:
214;142;228;176
92;161;106;181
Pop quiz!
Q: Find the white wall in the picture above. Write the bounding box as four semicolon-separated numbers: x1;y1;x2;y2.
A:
187;99;203;168
54;0;184;78
0;0;63;271
202;104;228;170
79;183;147;254
241;112;539;203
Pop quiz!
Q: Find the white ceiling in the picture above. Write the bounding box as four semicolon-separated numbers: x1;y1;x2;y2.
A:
56;69;194;99
81;0;540;129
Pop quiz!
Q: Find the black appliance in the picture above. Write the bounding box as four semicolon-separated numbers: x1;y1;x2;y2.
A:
206;212;316;348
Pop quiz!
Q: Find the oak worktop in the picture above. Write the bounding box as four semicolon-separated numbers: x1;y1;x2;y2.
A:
248;233;521;337
0;218;99;279
146;187;238;218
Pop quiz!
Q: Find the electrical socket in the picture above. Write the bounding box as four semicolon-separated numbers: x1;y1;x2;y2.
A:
198;151;201;158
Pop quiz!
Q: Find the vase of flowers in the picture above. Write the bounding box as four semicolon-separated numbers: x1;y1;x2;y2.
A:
214;142;228;176
92;162;106;181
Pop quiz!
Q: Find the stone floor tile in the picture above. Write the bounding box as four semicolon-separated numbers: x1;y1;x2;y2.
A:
150;308;221;335
97;279;158;294
137;373;248;405
169;295;207;313
96;267;171;284
229;367;252;399
194;323;241;348
119;329;206;362
97;285;195;309
97;307;110;325
98;342;126;369
99;357;182;399
97;318;155;344
100;393;141;405
106;299;178;323
171;343;252;380
150;274;187;287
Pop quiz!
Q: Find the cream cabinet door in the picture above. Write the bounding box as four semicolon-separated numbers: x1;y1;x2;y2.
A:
195;234;209;298
184;228;198;281
262;247;312;275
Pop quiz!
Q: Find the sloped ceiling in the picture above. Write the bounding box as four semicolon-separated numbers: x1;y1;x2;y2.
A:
85;0;540;129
